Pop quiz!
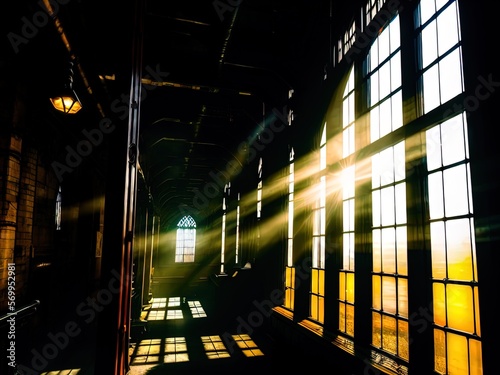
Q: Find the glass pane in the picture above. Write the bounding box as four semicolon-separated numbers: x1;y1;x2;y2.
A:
381;187;395;226
390;17;400;54
373;229;382;272
348;95;355;126
439;49;463;103
380;148;394;185
437;4;459;56
371;70;380;104
431;221;447;279
311;295;318;319
398;320;409;360
343;234;351;269
434;329;446;374
396;226;408;275
447;284;474;333
474;286;481;334
319;269;325;295
343;200;353;230
373;275;381;310
378;24;390;62
343;166;355;199
442;115;466;165
373;190;381;227
391;91;403;131
423;64;440;113
311;269;318;294
446;218;473;280
382;276;397;314
391;52;402;90
343;99;349;128
339;304;346;330
469;338;483;375
346;272;355;302
447;332;468;375
420;0;435;25
398;278;408;317
372;153;381;188
394;141;405;183
349;233;355;271
382;315;397;354
421;20;437;68
426;125;442;171
340;272;346;300
379;98;392;138
346;304;355;336
370;107;380;142
380;62;391;99
370;39;379;71
395;183;407;224
318;296;325;323
382;228;396;273
444;165;469;217
428;172;444;219
433;282;446;326
373;312;382;347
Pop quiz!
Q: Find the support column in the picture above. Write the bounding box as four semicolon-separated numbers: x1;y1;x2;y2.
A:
0;132;22;311
0;82;25;311
94;0;144;373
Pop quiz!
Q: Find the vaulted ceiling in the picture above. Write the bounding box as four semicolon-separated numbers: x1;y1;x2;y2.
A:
2;0;358;227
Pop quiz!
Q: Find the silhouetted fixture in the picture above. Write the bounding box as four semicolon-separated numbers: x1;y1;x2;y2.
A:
50;60;82;114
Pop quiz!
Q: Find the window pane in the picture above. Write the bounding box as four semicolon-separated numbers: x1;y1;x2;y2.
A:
398;278;408;317
382;228;396;273
441;115;466;166
396;226;408;275
373;229;382;272
431;221;447;279
446;219;473;280
447;284;474;333
382;315;397;354
447;333;468;375
428;172;444;219
421;20;437;68
373;276;382;310
439;49;463;103
382;276;397;314
437;4;459;56
423;64;440;113
444;165;470;217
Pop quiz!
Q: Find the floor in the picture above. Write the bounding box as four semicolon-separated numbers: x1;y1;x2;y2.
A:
9;280;301;375
127;288;292;375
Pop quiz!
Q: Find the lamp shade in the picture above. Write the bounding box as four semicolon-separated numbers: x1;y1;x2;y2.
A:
50;87;82;114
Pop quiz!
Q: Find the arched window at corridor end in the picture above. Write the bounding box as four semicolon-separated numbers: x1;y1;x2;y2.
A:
175;215;196;263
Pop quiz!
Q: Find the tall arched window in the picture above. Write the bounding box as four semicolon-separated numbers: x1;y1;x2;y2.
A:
284;147;295;311
310;124;327;324
339;66;356;338
418;1;482;373
175;215;196;263
220;183;230;273
367;12;409;363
